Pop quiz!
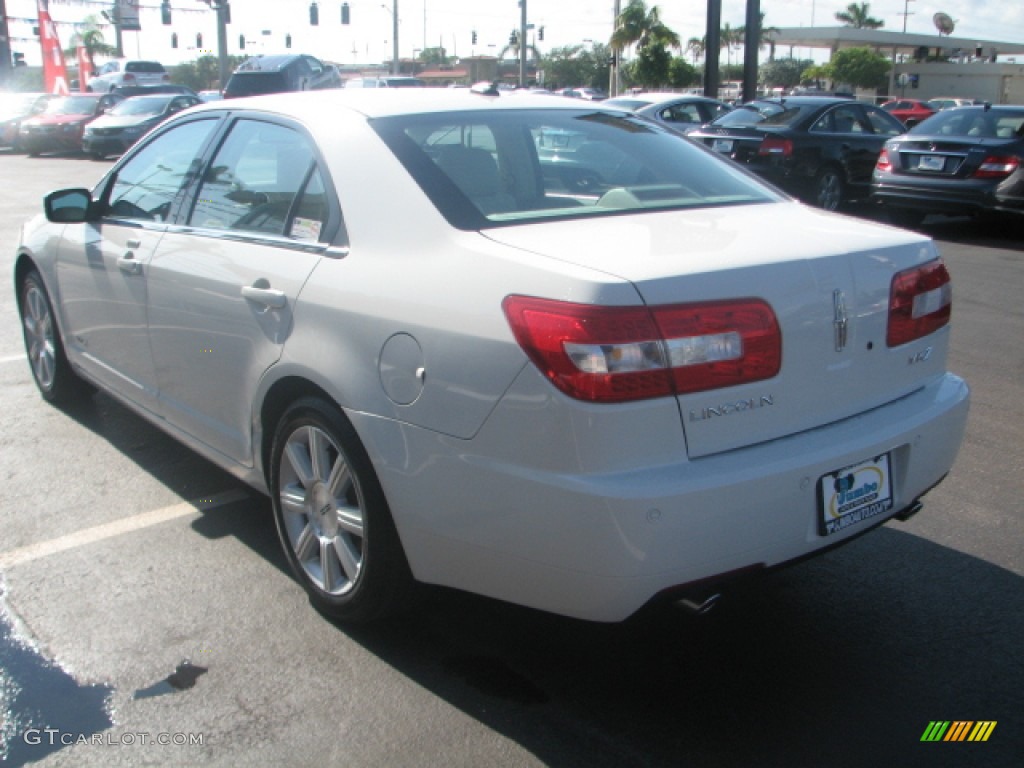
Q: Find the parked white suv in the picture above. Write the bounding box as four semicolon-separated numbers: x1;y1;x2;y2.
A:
88;59;169;93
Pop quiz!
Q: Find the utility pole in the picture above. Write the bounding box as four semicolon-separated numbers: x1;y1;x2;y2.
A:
742;0;759;102
704;0;721;99
610;0;620;97
393;0;400;75
518;0;527;87
0;0;12;85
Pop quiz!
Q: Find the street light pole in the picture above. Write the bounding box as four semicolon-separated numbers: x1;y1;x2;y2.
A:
0;0;13;85
392;0;399;75
519;0;527;86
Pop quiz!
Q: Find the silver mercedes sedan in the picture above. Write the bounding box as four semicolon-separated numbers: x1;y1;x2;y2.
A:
15;90;969;623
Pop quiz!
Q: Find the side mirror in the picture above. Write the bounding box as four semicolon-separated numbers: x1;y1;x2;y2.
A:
44;188;93;223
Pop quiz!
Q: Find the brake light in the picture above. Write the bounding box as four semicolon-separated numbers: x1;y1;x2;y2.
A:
876;148;892;172
759;137;793;158
123;73;136;84
887;260;952;347
973;155;1019;179
502;296;781;403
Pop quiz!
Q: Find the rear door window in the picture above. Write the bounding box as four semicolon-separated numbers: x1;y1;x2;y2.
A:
188;119;327;240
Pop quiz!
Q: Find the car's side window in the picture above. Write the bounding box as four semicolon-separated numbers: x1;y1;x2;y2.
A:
661;104;700;124
864;106;904;136
188;119;324;239
105;119;218;222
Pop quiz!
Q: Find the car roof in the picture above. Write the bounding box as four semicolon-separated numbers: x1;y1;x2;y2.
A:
235;55;307;72
186;88;619;121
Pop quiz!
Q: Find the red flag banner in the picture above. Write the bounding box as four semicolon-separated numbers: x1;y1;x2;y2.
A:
77;46;91;92
38;1;70;95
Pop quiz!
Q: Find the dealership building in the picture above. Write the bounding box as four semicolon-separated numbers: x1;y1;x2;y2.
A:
767;27;1024;104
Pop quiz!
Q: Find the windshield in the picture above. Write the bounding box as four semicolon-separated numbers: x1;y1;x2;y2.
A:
109;96;170;116
374;108;780;230
226;72;288;96
44;96;100;116
908;108;1024;138
603;99;648;111
709;102;783;127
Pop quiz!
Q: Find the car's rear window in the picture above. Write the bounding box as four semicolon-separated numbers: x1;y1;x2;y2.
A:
125;61;166;74
908;108;1024;139
373;108;779;229
225;73;289;97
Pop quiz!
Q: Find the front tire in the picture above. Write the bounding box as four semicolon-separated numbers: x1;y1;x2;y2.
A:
812;166;845;211
269;397;412;623
18;269;90;404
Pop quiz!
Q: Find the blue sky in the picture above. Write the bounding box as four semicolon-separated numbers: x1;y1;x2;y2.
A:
6;1;1023;67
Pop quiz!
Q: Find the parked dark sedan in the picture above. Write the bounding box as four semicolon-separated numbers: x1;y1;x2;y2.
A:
871;105;1024;226
603;92;732;129
688;97;907;210
18;93;123;155
0;93;56;151
82;93;200;158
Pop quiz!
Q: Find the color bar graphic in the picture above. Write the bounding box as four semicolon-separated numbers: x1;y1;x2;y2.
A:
920;721;996;742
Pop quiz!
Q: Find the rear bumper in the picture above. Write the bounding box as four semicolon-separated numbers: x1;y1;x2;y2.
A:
872;175;1024;216
355;371;970;622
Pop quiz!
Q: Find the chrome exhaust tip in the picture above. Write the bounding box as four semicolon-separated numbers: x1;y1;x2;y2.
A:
675;593;722;616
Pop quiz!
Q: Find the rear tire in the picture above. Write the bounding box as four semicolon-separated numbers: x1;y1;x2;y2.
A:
18;269;91;404
269;397;413;623
812;167;845;211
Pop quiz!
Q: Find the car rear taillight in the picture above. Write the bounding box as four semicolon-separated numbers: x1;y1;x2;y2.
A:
887;260;952;347
759;136;793;158
123;73;136;84
973;155;1019;179
503;296;781;403
876;148;892;172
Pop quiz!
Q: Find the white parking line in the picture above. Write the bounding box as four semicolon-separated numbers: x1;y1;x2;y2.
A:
0;354;26;365
0;489;252;570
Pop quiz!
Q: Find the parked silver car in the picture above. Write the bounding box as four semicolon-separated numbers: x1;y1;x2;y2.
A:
15;90;969;623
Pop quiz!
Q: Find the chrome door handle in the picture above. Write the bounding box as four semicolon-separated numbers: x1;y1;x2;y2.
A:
117;254;143;275
126;238;142;249
241;283;287;309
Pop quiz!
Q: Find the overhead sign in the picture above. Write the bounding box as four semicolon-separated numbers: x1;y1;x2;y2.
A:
116;0;141;32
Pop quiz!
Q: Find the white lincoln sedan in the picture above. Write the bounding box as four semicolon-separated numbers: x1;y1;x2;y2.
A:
15;90;969;623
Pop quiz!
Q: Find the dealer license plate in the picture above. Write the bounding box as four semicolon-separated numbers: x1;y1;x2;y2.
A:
818;453;894;536
712;138;734;153
917;155;946;172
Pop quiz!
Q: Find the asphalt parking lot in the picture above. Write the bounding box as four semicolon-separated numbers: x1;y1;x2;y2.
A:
1;152;1022;767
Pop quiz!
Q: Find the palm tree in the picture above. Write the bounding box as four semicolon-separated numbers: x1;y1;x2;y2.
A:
738;11;781;61
686;36;705;65
834;3;885;29
64;16;117;77
610;0;681;54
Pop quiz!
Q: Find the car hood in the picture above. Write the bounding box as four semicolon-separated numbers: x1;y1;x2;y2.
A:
484;202;949;457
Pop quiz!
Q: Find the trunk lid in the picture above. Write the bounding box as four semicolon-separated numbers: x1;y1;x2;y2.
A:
485;202;949;458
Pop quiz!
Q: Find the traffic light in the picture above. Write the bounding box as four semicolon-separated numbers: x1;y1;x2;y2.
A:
341;3;350;24
196;32;203;48
171;33;178;48
309;2;319;26
13;52;26;67
472;30;477;44
539;26;544;42
286;33;292;48
239;35;245;49
161;0;172;25
509;30;517;45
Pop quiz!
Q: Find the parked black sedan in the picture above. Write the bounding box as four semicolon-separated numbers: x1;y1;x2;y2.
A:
871;105;1024;226
688;97;906;210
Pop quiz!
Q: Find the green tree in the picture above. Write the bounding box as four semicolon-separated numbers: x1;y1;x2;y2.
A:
835;3;885;29
172;54;245;91
668;57;699;88
685;37;705;64
541;44;611;91
417;47;448;67
758;58;814;90
829;46;890;89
